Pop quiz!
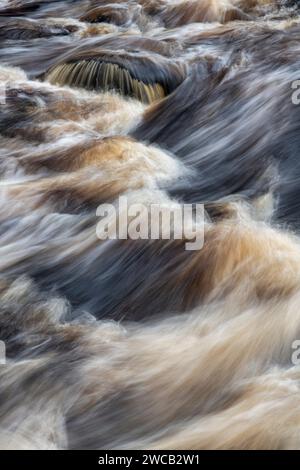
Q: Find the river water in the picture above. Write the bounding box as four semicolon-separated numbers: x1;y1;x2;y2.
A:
1;0;300;450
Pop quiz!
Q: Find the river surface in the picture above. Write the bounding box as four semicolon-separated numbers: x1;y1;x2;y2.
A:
1;0;300;450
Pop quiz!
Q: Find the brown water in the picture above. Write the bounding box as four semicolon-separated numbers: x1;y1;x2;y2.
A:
1;0;300;450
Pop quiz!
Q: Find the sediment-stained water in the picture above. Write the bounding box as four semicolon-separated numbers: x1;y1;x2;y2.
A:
1;0;300;450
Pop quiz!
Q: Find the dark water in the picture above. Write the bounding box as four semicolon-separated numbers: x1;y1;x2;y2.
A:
1;0;300;449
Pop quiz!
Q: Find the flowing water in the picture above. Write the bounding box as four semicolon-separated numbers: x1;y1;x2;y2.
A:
1;0;300;450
